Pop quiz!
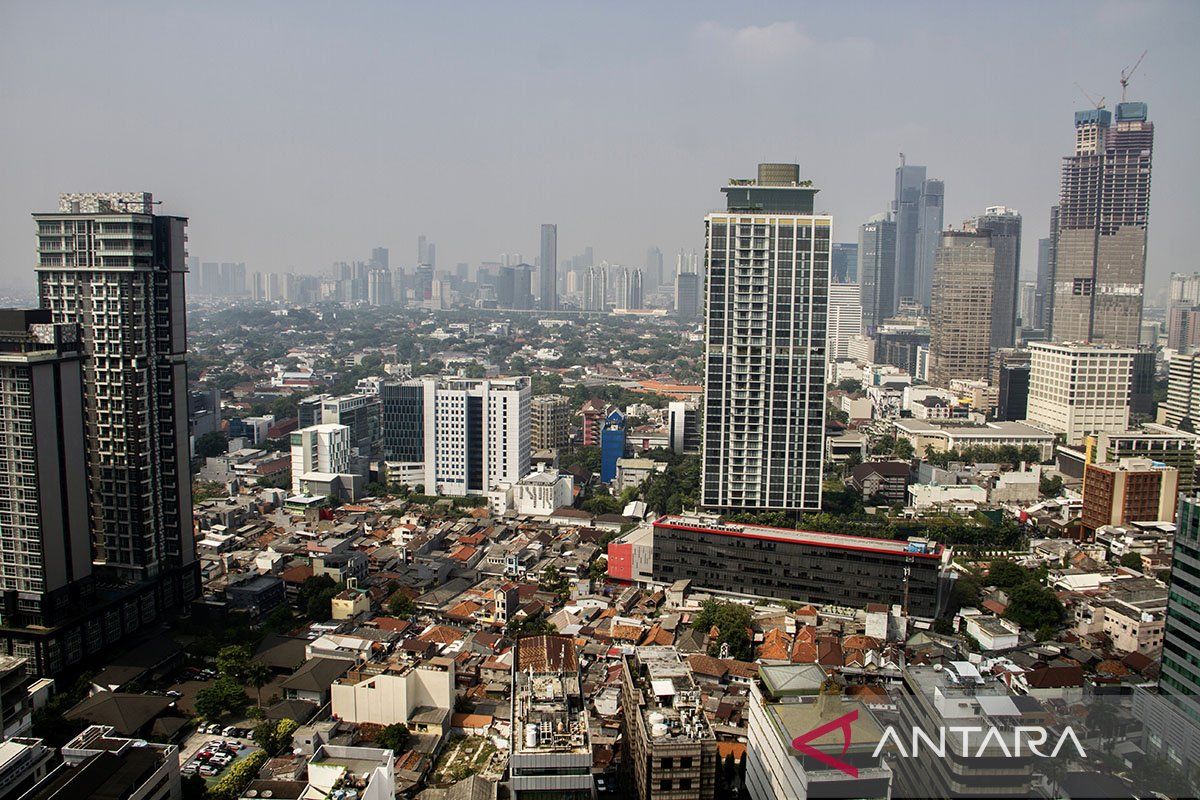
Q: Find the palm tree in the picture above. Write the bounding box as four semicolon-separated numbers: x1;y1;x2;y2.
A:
245;662;271;707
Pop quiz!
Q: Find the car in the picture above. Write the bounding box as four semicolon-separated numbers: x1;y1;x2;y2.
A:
198;766;218;777
210;756;232;767
165;690;182;698
221;726;236;737
181;764;197;776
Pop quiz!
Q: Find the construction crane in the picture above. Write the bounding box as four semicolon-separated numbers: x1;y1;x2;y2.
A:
1120;50;1148;101
1074;82;1106;110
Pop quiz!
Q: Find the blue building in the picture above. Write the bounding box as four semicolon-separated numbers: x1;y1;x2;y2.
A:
600;410;626;483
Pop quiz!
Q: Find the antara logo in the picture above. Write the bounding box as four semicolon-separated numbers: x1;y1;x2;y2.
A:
790;711;1088;779
790;709;859;778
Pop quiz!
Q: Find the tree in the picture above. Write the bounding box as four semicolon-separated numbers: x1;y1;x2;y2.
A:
1118;552;1144;571
209;750;268;800
836;378;863;394
195;676;250;720
506;615;556;639
253;718;299;756
893;438;915;461
216;644;252;681
376;723;412;754
387;592;416;618
539;565;571;600
986;559;1030;589
296;574;339;621
1039;474;1063;498
1004;583;1065;631
195;431;229;459
263;604;296;634
588;557;608;582
245;661;271;706
691;599;754;661
947;574;982;615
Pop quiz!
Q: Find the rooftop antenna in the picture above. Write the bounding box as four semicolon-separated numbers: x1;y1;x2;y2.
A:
1120;50;1147;102
1074;82;1106;110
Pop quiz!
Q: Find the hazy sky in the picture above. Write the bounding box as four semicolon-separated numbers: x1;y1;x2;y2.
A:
1;1;1198;297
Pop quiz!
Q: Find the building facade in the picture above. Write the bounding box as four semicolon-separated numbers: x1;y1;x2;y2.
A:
668;401;701;455
35;192;196;590
827;282;863;362
701;163;829;512
540;223;558;311
600;410;627;484
0;312;92;632
1050;103;1154;346
290;424;353;494
1081;458;1179;532
1164;353;1200;430
1026;341;1134;446
928;231;996;387
621;646;718;800
830;242;858;283
530;394;571;451
858;214;896;333
746;665;891;800
969;206;1023;351
509;636;592;800
651;515;944;618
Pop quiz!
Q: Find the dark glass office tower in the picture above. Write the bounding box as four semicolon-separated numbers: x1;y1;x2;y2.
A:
859;214;897;333
701;163;829;511
1051;103;1154;345
831;242;858;283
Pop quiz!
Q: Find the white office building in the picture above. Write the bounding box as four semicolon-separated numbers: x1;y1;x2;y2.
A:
1026;341;1135;446
1163;352;1200;429
827;282;863;362
290;424;352;494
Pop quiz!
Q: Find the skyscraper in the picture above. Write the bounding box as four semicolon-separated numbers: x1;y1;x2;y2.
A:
674;271;699;320
370;247;389;269
583;265;607;312
830;242;858;283
1050;103;1154;345
915;178;945;308
613;266;643;310
645;246;664;289
858;213;897;333
1035;209;1059;331
417;234;435;267
928;230;996;387
35;193;196;591
701;163;829;512
539;224;557;311
0;312;92;637
893;161;925;306
969;206;1023;350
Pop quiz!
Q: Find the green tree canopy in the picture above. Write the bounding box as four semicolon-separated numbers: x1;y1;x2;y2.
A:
986;559;1031;589
195;676;250;720
1004;583;1065;631
691;599;754;661
195;431;229;459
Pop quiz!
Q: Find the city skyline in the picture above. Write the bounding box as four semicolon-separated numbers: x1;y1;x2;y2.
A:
1;3;1197;298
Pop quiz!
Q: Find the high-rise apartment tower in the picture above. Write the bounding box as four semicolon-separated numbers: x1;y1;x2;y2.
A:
701;164;829;511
